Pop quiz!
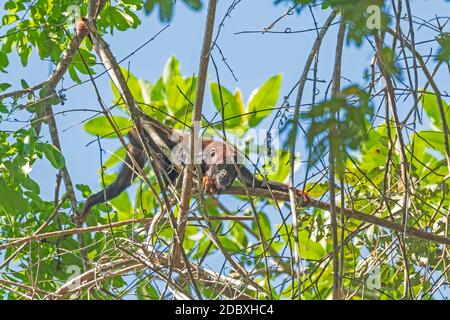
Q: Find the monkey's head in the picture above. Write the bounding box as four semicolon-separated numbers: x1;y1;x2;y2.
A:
202;141;239;192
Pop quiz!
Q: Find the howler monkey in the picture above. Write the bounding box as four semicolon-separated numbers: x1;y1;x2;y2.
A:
80;111;310;221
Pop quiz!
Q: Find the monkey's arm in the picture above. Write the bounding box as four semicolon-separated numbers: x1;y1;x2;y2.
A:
237;166;311;206
80;129;146;221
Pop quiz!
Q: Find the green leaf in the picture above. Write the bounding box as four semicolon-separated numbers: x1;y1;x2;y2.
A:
183;0;202;10
110;192;133;220
0;103;8;113
436;33;450;62
137;282;159;300
298;230;325;260
83;115;131;137
0;178;29;216
248;74;282;127
18;43;31;66
2;14;18;25
415;131;447;156
135;185;156;213
380;47;401;79
144;0;156;14
71;47;96;76
68;64;82;83
158;0;173;22
150;77;165;103
210;82;243;128
21;177;40;194
218;236;240;252
112;67;152;107
253;212;272;240
166;75;189;114
421;91;450;132
110;7;136;31
163;56;181;85
76;184;92;198
279;226;325;261
0;83;12;92
263;150;296;183
41;143;66;169
230;222;248;249
103;146;127;169
20;79;29;89
4;1;18;11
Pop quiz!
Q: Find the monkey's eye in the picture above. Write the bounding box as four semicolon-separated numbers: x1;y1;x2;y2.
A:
210;148;216;158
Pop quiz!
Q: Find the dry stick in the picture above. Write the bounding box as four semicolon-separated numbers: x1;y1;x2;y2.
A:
0;279;48;297
329;18;346;300
116;244;195;300
289;9;338;300
0;82;47;100
374;33;413;298
404;0;420;120
215;200;292;274
176;0;218;261
1;188;448;254
168;1;256;295
45;97;90;270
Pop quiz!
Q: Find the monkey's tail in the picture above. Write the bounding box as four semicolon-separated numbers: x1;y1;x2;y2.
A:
80;130;146;221
237;165;311;206
237;165;264;188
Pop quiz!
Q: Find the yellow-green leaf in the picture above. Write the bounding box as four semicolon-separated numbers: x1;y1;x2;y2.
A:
248;74;282;127
83;115;131;138
210;82;242;128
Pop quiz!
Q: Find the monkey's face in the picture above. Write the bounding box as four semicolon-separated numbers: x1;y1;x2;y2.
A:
202;142;238;191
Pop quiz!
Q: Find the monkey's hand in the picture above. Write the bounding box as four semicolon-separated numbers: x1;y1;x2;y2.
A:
295;189;311;207
202;176;215;194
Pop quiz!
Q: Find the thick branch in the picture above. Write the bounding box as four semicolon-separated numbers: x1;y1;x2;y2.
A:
177;0;217;256
288;8;338;299
221;187;450;246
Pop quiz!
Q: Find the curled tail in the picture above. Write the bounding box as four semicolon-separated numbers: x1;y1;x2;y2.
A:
80;129;146;220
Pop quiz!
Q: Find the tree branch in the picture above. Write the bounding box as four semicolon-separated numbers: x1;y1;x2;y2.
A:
221;187;450;246
177;0;218;257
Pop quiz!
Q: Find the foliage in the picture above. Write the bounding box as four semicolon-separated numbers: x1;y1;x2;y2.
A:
0;0;449;301
302;85;373;173
210;74;282;130
143;0;202;22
